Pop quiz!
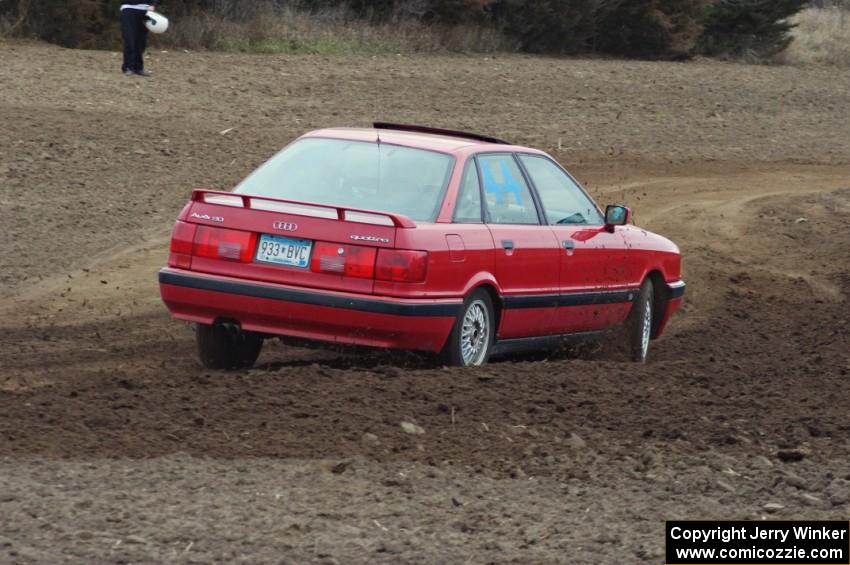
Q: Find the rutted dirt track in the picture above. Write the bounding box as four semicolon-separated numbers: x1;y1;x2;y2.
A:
1;41;849;563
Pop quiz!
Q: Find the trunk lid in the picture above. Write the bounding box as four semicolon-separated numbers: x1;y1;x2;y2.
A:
183;189;414;295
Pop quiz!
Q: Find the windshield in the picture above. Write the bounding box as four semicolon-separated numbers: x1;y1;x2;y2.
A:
234;138;455;222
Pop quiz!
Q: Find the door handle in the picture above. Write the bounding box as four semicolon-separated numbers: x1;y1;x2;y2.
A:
501;240;514;250
562;240;575;250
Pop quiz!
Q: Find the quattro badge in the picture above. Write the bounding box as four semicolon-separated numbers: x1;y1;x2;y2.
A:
351;235;390;243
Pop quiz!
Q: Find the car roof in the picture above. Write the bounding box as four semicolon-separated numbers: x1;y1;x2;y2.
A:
301;127;542;156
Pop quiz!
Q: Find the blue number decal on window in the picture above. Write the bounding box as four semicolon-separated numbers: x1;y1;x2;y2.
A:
481;159;524;205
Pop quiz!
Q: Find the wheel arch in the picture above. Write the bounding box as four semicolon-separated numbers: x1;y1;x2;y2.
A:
645;270;668;339
470;283;503;334
460;272;503;335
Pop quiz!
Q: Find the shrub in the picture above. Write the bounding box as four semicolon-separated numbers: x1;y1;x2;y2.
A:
782;6;850;66
2;0;120;47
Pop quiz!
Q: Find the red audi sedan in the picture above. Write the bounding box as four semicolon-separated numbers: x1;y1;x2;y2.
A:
159;123;684;368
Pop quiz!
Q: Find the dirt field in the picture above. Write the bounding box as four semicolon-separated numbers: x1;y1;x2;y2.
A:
1;40;849;564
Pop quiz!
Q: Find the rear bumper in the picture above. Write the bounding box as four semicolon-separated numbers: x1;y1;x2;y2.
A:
158;268;460;352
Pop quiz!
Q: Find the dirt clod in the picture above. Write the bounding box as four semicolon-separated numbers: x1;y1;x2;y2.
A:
401;422;426;435
777;449;809;463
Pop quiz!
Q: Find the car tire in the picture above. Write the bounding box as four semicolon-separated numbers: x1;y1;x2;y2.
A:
627;279;654;363
441;289;495;367
196;323;263;369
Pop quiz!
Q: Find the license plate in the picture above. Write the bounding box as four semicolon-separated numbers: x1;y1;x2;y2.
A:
255;234;312;268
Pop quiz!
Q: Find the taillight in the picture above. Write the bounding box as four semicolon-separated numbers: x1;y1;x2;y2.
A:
310;242;376;278
168;220;196;269
193;225;256;263
375;249;428;283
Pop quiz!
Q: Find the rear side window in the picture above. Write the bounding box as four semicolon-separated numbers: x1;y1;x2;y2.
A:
234;138;454;222
453;161;482;223
477;154;539;225
519;155;603;225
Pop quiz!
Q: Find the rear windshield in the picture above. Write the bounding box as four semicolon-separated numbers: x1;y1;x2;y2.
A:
234;138;455;222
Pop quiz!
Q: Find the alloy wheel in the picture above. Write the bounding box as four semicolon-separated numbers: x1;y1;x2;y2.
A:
460;299;490;366
640;296;652;360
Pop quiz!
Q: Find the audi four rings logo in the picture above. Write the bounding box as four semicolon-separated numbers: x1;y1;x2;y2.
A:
273;221;298;231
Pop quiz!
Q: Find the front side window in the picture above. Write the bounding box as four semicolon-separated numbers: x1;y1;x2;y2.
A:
234;138;455;222
518;154;603;225
477;154;539;225
453;161;482;223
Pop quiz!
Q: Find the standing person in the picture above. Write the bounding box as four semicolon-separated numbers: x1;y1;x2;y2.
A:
120;3;157;77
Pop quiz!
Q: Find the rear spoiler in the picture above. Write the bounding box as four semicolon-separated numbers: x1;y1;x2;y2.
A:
373;122;511;145
190;189;416;228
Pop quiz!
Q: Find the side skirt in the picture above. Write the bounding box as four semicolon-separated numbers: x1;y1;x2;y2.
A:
490;330;605;357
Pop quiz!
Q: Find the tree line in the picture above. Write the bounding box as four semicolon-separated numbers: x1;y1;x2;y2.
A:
1;0;809;59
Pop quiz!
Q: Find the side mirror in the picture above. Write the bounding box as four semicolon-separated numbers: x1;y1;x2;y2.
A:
604;205;631;232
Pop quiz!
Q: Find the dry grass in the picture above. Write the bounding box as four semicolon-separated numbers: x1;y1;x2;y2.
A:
781;7;850;66
162;5;512;54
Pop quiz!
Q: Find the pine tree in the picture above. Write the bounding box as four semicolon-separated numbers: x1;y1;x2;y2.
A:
700;0;809;59
596;0;707;58
496;0;614;54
